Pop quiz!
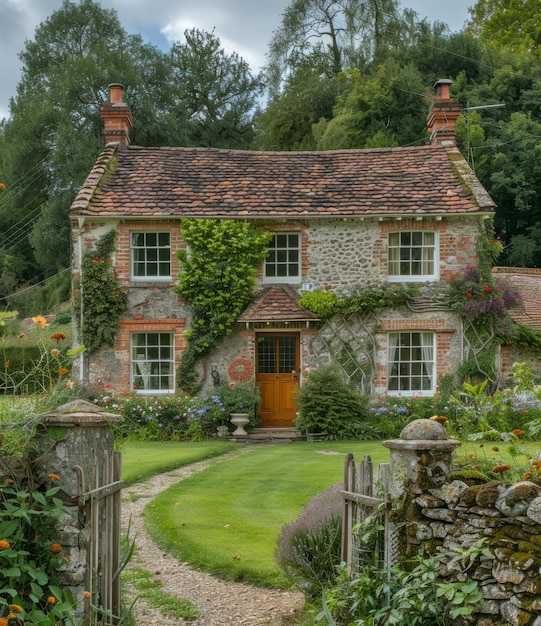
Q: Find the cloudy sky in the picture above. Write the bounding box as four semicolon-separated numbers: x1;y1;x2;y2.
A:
1;0;472;120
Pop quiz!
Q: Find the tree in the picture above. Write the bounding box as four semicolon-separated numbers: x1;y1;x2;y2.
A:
255;68;341;150
0;0;173;285
314;62;427;149
266;0;405;96
467;0;541;57
169;29;264;149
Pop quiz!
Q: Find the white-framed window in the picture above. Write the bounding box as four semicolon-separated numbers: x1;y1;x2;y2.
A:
131;332;174;394
388;231;438;281
264;233;300;283
387;331;435;395
131;232;171;280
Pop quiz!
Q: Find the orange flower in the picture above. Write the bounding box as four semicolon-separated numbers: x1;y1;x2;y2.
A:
492;464;512;474
17;333;24;339
83;591;91;598
532;460;541;470
50;543;62;553
6;615;15;621
4;478;13;484
58;367;69;376
8;604;22;613
32;315;47;329
0;540;11;550
492;446;499;452
512;429;525;436
48;473;61;481
50;332;67;343
66;379;74;388
0;183;6;189
523;472;533;480
0;617;8;626
47;596;56;604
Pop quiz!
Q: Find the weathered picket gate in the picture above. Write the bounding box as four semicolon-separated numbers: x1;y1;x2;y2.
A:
341;453;395;571
75;450;124;625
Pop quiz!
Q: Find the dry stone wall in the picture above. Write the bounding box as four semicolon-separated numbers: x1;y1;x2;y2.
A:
385;420;541;626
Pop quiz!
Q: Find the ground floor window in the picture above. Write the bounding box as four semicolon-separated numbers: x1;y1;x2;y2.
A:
387;331;435;395
131;332;174;393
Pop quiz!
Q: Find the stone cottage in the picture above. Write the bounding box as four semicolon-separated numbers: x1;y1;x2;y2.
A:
70;80;495;428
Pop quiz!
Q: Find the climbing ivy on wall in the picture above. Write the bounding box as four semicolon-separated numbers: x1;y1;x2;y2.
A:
73;230;127;354
175;219;272;390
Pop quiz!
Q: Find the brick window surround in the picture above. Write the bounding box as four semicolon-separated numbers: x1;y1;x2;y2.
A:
387;230;438;282
264;232;301;283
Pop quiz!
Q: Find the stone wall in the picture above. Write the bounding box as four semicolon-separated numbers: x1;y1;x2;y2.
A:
384;420;541;626
1;400;121;625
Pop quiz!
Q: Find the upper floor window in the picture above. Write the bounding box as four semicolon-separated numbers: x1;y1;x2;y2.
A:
387;331;435;396
388;231;438;282
131;332;174;394
264;233;300;283
131;232;171;280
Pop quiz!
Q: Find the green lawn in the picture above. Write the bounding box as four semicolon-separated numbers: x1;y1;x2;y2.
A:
142;441;389;587
120;439;239;484
122;438;541;589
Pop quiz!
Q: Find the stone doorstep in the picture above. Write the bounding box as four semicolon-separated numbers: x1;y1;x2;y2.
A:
228;428;305;443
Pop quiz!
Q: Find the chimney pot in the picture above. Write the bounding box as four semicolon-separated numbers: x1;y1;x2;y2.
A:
109;83;124;105
433;79;453;101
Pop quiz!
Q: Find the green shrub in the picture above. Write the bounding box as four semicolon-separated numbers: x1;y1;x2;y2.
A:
298;290;339;322
295;367;369;439
275;482;343;597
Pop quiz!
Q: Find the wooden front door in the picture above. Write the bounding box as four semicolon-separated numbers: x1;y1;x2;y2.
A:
256;333;299;427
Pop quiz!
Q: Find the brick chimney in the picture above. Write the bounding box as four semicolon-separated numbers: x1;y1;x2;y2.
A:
427;79;461;146
100;84;133;149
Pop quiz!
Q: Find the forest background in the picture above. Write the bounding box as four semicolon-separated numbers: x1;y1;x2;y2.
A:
0;0;540;315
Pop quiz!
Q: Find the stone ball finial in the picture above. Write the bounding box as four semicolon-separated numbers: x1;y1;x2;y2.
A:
400;419;449;441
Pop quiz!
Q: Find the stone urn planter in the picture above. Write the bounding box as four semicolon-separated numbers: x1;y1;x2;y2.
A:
230;413;250;436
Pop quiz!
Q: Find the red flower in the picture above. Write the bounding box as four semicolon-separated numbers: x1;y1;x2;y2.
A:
466;292;473;298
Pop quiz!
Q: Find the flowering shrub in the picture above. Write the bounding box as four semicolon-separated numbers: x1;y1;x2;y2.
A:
96;392;193;440
368;394;450;438
449;266;521;325
94;382;261;440
0;471;75;623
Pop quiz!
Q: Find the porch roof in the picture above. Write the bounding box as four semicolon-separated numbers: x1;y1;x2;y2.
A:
238;287;319;323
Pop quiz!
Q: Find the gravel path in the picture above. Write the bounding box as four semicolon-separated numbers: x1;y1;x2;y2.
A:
121;451;305;625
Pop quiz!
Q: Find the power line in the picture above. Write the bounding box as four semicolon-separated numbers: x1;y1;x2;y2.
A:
0;268;70;304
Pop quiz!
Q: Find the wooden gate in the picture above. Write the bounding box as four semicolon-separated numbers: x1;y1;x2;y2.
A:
341;453;394;571
75;450;124;625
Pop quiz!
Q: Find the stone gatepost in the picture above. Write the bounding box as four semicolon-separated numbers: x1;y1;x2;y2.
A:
35;399;120;625
382;419;461;559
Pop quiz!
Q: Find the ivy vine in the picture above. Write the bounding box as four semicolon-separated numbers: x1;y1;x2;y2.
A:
174;219;272;390
73;230;127;354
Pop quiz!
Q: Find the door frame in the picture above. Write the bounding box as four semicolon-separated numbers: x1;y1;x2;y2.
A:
255;331;302;428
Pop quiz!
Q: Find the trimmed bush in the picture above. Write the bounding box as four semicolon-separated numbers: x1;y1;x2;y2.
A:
295;366;369;439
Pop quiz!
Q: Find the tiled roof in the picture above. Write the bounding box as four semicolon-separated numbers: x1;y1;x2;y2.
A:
70;143;495;219
493;267;541;329
238;287;319;323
